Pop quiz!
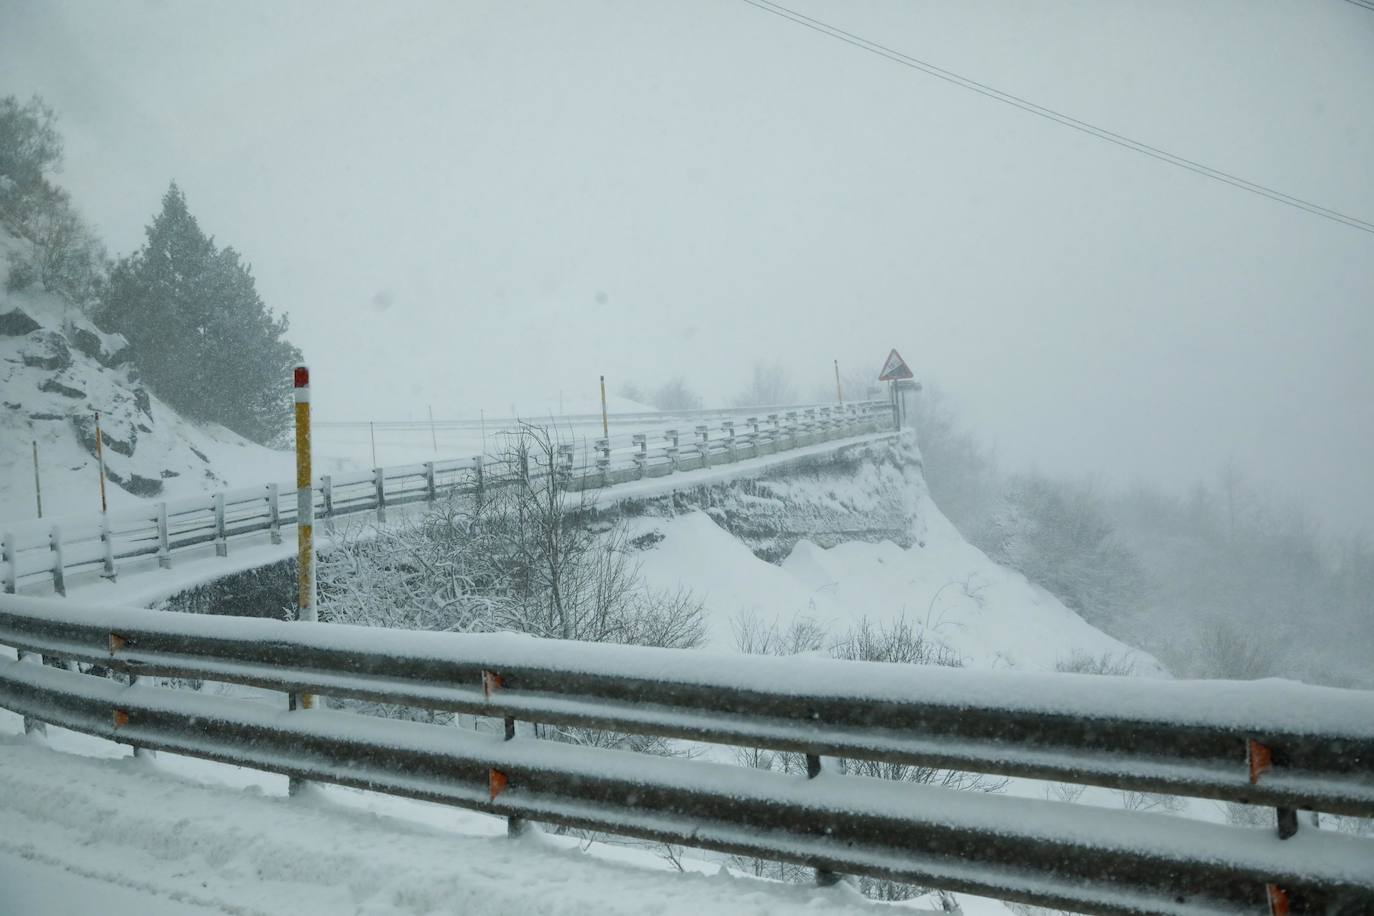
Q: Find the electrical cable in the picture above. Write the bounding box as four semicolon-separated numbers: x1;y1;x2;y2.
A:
740;0;1374;235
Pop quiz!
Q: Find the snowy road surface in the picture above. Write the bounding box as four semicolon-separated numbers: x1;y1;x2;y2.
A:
0;719;996;916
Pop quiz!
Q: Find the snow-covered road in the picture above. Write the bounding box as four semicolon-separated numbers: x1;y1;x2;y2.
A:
0;719;943;916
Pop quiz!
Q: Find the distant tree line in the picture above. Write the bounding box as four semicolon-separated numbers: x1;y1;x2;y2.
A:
912;386;1374;688
0;94;301;444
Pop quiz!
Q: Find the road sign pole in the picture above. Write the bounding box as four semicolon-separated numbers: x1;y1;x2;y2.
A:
834;360;843;406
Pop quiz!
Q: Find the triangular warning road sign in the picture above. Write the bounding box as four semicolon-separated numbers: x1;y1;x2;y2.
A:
878;348;914;381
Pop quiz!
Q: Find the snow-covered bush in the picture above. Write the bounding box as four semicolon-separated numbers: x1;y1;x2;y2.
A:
318;424;706;728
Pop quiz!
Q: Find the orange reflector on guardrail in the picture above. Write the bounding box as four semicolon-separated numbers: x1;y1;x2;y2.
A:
1267;883;1290;916
483;671;503;698
110;633;127;654
113;709;129;728
1249;739;1273;784
490;769;509;800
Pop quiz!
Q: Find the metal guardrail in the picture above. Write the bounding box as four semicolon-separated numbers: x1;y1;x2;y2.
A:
2;594;1372;915
1;400;894;596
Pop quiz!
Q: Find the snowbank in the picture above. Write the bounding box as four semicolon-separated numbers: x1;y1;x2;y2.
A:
628;465;1160;674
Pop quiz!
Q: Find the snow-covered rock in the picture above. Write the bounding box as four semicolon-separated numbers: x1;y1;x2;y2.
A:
0;233;291;523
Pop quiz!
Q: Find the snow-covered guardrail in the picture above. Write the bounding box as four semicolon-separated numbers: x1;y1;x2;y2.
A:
2;594;1372;916
1;400;894;596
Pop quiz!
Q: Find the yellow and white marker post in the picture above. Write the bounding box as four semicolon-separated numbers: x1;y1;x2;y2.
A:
293;366;316;709
600;374;609;439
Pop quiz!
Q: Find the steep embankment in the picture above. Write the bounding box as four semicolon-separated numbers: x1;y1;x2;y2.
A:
0;232;291;524
619;435;1161;673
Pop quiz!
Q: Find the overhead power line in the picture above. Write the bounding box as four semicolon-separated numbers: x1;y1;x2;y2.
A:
1338;0;1374;13
740;0;1374;236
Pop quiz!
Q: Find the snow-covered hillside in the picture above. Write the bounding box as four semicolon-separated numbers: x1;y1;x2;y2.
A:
622;437;1162;674
0;233;293;524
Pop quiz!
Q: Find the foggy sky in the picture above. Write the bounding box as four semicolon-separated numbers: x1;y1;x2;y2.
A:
2;0;1371;536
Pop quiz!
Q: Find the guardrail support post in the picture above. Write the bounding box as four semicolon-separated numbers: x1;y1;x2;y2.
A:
16;650;45;736
266;484;282;545
722;421;736;462
556;443;574;487
472;458;485;515
100;512;118;578
694;425;711;469
664;429;679;472
594;438;611;485
632;434;647;478
155;503;171;569
374;467;387;523
1;531;15;594
320;475;334;531
484;670;527;837
424;461;437;502
48;525;66;595
805;754;843;887
213;492;227;557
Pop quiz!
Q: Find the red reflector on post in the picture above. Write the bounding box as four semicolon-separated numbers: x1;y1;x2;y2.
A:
294;366;309;388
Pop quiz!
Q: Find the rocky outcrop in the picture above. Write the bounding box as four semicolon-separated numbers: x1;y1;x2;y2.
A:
0;307;41;336
20;331;71;370
66;315;128;367
38;378;85;399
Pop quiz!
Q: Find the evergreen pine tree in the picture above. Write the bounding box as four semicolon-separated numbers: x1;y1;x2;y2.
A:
97;183;302;444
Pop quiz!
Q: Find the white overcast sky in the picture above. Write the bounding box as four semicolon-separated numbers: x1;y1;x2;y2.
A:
2;0;1371;535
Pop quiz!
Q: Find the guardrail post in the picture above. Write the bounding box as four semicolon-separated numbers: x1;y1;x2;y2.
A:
320;475;334;522
472;457;485;515
664;429;679;472
155;503;171;569
594;438;611;485
101;512;119;577
374;467;387;523
15;650;45;736
1249;739;1300;840
49;525;66;595
806;754;843;887
1;531;15;594
556;443;575;486
768;414;780;451
484;671;526;836
632;434;647;478
722;421;736;462
424;461;437;502
266;483;281;545
694;425;711;468
213;492;228;557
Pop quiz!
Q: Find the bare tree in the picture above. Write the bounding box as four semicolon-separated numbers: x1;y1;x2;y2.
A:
733;361;797;407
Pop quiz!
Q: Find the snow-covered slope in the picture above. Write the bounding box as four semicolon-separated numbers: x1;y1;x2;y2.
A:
624;439;1162;674
0;235;293;524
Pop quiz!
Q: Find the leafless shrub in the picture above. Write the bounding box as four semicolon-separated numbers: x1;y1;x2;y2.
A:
1054;650;1137;677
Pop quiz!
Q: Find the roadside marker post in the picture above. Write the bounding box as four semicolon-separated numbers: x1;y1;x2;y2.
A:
292;366;317;717
32;441;42;518
600;375;609;439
